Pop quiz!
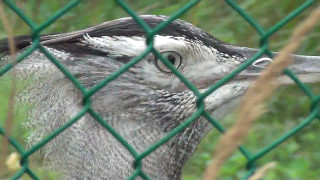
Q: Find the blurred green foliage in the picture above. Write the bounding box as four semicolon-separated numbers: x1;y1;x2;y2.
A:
0;0;320;179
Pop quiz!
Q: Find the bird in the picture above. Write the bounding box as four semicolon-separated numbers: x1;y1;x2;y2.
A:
0;15;319;180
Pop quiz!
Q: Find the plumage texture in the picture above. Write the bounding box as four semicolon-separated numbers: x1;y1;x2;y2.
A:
0;15;252;179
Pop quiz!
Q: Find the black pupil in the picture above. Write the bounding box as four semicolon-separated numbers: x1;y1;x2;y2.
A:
167;54;176;64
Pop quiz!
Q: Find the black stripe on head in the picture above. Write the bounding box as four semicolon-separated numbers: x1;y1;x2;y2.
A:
47;43;109;57
0;15;244;59
0;35;32;55
86;15;244;58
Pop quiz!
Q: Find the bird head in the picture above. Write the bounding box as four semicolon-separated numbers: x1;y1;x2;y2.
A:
67;15;320;125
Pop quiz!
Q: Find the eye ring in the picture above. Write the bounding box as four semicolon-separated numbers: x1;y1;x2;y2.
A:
155;51;182;73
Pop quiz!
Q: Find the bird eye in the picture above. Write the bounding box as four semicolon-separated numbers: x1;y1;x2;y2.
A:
156;51;182;73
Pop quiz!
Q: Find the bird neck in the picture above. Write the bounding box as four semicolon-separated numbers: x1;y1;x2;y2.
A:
45;116;210;180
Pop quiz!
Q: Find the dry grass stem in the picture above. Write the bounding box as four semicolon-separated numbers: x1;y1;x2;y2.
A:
248;162;277;180
0;3;18;171
203;6;320;180
138;2;161;14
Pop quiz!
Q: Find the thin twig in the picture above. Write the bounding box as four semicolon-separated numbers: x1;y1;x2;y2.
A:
0;2;17;172
137;2;161;14
203;6;320;180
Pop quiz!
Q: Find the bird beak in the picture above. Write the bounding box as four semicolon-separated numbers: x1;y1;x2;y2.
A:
224;45;320;84
175;45;320;92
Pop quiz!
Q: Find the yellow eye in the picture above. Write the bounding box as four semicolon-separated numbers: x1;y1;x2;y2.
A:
156;51;182;73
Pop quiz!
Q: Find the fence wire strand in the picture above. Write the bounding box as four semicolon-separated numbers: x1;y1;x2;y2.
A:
204;5;320;179
0;0;319;180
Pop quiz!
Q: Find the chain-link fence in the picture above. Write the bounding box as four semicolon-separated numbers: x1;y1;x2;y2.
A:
0;0;319;179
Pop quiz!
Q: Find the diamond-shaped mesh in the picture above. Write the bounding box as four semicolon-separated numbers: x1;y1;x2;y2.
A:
0;0;319;179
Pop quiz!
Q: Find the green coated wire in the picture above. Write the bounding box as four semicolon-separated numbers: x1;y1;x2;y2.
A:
0;0;318;179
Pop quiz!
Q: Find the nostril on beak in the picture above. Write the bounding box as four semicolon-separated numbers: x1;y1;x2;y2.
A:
253;57;273;68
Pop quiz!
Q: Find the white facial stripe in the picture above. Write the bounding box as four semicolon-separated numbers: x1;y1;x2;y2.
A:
81;34;146;57
81;34;243;70
81;34;194;57
82;35;207;54
81;34;228;64
82;34;244;64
